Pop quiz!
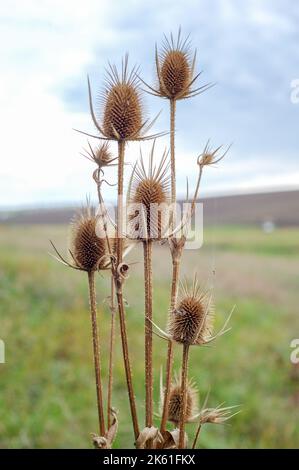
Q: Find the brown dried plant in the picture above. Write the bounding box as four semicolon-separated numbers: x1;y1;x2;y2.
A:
51;28;236;450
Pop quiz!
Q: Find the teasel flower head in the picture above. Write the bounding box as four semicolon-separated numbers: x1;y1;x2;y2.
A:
168;276;214;346
127;142;171;241
82;141;117;170
78;55;166;143
165;375;198;425
142;28;213;101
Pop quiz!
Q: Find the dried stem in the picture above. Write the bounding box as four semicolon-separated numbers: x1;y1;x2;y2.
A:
87;270;105;436
143;240;153;432
160;98;181;437
160;257;181;433
170;99;176;218
192;423;202;449
179;343;190;448
107;274;116;428
115;140;140;441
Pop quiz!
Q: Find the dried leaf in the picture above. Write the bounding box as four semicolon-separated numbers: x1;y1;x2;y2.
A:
91;408;118;449
135;426;163;449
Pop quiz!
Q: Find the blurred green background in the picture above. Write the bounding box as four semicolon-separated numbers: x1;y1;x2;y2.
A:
0;223;298;448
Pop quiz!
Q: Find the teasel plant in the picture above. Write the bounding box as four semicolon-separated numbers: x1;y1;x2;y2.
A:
138;29;218;437
76;55;169;442
51;27;238;449
152;275;234;448
82;141;118;430
50;204;117;446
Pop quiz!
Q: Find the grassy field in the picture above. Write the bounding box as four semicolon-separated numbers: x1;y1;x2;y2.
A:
0;224;299;448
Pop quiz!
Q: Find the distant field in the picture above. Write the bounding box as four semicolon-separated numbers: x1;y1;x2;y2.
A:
0;224;299;448
1;189;299;226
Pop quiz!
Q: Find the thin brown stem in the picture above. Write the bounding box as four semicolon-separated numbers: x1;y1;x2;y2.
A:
143;240;153;431
192;423;202;449
115;140;140;441
179;343;190;448
107;274;116;428
87;270;105;436
116;140;125;262
160;257;181;433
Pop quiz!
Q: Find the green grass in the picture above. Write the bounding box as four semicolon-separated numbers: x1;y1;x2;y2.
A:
0;224;299;448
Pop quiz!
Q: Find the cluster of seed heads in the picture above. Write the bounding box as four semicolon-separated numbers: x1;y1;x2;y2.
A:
51;27;237;450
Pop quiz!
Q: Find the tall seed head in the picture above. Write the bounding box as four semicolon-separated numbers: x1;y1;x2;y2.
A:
168;277;214;345
167;377;198;424
71;207;110;272
102;56;143;140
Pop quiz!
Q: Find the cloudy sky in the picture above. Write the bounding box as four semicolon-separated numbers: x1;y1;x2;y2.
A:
0;0;298;208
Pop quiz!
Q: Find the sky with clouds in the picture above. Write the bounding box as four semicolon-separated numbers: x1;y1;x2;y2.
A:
0;0;298;208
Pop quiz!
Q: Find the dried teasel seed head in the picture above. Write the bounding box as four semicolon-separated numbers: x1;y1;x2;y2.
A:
102;56;143;140
154;28;200;101
167;377;198;424
71;207;110;272
92;142;114;167
127;145;171;241
168;277;214;345
197;141;231;168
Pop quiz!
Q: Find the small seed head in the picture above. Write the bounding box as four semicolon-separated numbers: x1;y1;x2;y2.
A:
128;146;170;241
93;142;114;167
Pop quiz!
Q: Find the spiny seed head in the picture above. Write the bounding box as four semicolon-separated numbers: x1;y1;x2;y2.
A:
93;142;114;167
128;145;171;240
160;50;191;99
167;377;198;424
133;179;167;207
102;56;143;140
168;277;214;345
71;207;109;272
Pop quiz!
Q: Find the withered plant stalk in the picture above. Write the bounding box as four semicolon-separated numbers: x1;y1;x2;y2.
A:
107;274;115;428
115;140;140;440
87;270;106;437
143;239;153;431
178;343;190;448
160;256;180;433
170;98;177;208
